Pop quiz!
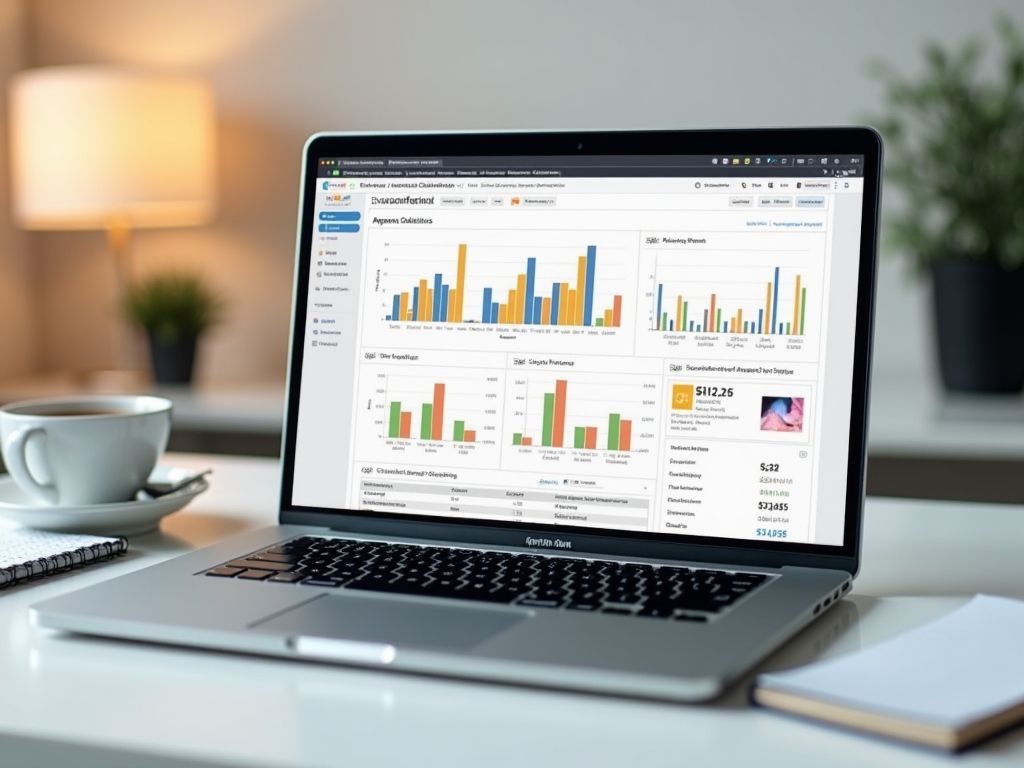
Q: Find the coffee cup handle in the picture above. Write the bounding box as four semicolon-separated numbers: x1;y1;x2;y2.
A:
4;426;59;506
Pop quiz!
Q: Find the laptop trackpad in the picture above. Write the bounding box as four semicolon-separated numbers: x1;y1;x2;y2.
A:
254;594;527;651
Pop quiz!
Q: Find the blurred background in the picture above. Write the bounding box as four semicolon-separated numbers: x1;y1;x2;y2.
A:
2;0;1024;498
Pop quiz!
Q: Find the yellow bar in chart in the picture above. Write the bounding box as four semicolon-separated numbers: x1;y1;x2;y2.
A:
575;255;587;325
418;279;429;321
558;282;570;325
398;292;409;323
515;273;527;324
455;243;467;322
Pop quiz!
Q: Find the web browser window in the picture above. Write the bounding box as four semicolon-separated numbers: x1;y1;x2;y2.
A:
293;154;866;547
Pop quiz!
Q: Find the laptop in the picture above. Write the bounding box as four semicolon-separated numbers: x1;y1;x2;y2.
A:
32;127;882;702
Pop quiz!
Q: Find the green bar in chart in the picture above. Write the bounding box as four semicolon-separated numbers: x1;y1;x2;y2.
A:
453;420;465;442
800;287;807;335
512;432;522;446
607;413;620;451
420;403;433;440
388;401;402;438
574;426;586;449
542;392;555;447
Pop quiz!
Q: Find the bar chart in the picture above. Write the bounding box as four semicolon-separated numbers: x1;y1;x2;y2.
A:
511;379;634;451
652;265;809;335
386;382;479;443
355;368;504;470
502;373;660;478
384;242;624;327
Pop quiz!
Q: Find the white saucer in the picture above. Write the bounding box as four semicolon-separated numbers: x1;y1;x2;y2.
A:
0;465;209;536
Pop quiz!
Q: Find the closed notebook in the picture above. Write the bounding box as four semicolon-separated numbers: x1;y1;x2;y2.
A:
752;595;1024;751
0;529;128;590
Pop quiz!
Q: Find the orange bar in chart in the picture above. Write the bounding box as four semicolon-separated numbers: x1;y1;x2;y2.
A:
765;281;773;333
737;307;743;333
541;297;551;325
558;283;570;324
619;420;632;451
399;411;411;439
676;295;682;333
613;295;622;328
575;255;587;326
431;383;445;441
418;279;429;321
584;426;598;450
455;244;467;322
709;293;717;333
793;274;801;332
521;436;533;446
446;289;457;322
463;430;476;442
565;290;576;326
552;379;567;448
398;292;409;323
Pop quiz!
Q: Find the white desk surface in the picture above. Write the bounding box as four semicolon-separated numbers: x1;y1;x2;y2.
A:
2;453;1024;767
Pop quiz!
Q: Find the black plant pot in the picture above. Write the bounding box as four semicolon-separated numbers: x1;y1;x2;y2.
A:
931;262;1024;393
147;333;198;385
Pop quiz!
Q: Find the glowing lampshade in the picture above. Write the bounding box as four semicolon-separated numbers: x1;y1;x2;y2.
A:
8;66;216;230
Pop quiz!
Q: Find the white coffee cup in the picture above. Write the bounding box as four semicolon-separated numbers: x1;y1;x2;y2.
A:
0;395;172;506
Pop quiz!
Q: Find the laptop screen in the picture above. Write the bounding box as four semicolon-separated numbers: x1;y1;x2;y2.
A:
285;131;878;559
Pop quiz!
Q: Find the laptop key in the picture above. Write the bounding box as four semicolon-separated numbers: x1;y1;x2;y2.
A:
227;559;294;572
517;598;563;609
206;566;244;577
267;572;304;583
237;569;275;580
250;553;299;564
301;579;343;588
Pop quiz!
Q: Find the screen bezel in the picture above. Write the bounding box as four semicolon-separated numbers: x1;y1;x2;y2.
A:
279;127;881;576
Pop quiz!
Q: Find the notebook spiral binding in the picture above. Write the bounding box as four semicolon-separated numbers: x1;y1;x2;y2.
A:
0;537;128;590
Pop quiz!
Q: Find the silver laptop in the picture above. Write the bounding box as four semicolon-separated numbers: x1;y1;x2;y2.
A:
32;128;882;702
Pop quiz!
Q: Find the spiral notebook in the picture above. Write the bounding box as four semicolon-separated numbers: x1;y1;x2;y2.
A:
0;529;128;590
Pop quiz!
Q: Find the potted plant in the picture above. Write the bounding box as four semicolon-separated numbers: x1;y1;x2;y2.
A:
868;17;1024;392
121;271;227;385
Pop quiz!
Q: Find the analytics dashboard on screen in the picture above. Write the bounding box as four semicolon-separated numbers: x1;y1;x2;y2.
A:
292;153;866;547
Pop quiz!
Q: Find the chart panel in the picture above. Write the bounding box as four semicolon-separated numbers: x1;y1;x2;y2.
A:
360;227;639;355
634;231;826;362
353;366;504;470
500;371;661;479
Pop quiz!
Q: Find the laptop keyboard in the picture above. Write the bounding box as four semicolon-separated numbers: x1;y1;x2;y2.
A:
205;536;771;620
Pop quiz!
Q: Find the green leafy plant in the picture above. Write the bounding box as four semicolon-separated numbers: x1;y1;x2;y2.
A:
121;271;227;344
868;16;1024;272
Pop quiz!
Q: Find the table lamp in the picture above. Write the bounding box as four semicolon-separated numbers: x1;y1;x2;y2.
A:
7;65;216;380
